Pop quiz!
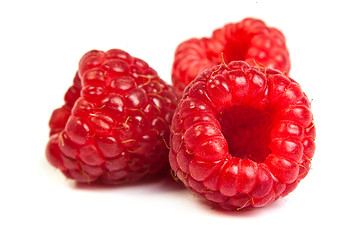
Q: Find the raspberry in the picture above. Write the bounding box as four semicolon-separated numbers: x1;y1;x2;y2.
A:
169;61;315;210
46;49;178;184
172;18;290;94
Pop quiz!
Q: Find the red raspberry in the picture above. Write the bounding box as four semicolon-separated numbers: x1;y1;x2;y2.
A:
46;49;178;184
169;61;315;210
172;18;290;94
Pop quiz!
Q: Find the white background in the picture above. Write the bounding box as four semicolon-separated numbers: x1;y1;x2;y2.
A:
1;0;359;239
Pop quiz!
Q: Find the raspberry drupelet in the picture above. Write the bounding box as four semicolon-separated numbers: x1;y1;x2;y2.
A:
169;60;315;210
172;18;290;95
46;49;178;184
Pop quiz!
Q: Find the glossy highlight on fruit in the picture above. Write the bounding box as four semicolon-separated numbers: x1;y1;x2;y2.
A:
46;49;178;184
172;18;290;94
169;60;315;210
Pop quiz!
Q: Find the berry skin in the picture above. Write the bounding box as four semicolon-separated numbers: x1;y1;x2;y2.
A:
169;61;315;210
172;18;290;94
46;49;178;184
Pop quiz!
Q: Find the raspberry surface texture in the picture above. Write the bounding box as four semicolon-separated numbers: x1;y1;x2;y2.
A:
169;61;315;210
172;18;290;94
46;49;178;184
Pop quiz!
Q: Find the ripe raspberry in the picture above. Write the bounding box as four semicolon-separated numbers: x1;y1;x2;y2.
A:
172;18;290;94
46;49;178;184
169;60;315;210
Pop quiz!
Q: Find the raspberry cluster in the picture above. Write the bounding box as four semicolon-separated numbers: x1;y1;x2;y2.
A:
46;17;315;211
46;49;178;184
169;61;315;210
172;18;290;94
